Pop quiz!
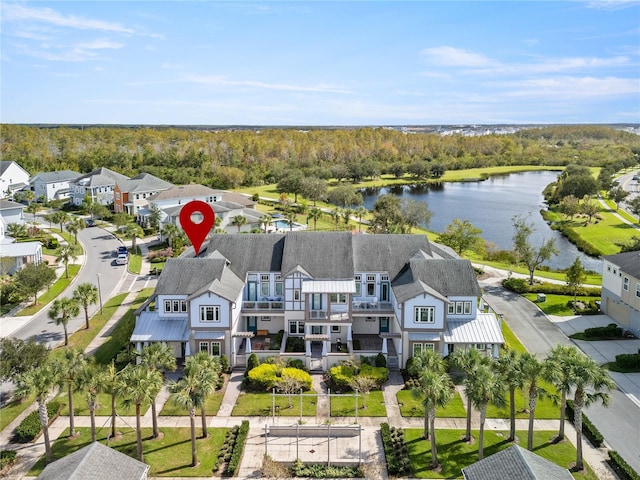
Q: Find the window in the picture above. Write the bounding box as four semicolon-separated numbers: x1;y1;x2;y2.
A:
199;342;209;353
331;325;341;333
448;303;455;314
200;305;220;322
448;301;472;315
211;342;221;356
164;299;186;313
636;284;640;299
311;294;322;310
413;343;434;356
275;281;283;296
464;301;472;314
624;277;629;291
414;306;435;323
330;293;348;304
366;275;376;296
354;275;361;296
312;326;323;334
289;321;305;335
199;341;221;356
456;302;463;314
293;289;301;301
260;275;270;296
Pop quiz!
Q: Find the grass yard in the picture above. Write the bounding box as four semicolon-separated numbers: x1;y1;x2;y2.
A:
17;264;81;317
523;294;601;316
405;429;597;479
232;391;318;417
330;390;387;417
93;288;154;365
0;394;36;433
28;427;229;477
54;391;140;417
396;390;466;418
484;383;560;419
473;260;602;285
161;390;225;416
128;246;142;274
501;321;527;353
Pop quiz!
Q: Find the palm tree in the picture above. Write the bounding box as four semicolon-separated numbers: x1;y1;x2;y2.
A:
464;362;506;460
6;222;27;239
545;344;580;441
73;282;99;329
14;360;62;463
355;206;368;232
140;343;176;439
104;361;123;439
569;353;615;470
49;297;80;346
259;214;272;233
169;371;206;467
409;349;448;439
118;364;164;461
79;361;107;442
161;223;180;248
449;348;489;442
231;214;247;233
307;207;322;231
26;202;39;223
331;208;342;231
58;348;88;437
56;243;80;278
66;217;86;244
184;352;221;438
496;350;523;441
125;224;144;254
519;352;549;450
284;210;297;231
51;211;70;233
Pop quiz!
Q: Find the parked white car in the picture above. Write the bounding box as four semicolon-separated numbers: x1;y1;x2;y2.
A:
116;253;128;265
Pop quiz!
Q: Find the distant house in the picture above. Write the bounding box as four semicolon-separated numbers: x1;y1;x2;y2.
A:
162;200;262;233
113;172;173;216
0;161;30;197
30;170;81;202
0;199;26;226
69;167;130;206
601;251;640;338
461;445;573;480
0;216;43;275
36;442;149;480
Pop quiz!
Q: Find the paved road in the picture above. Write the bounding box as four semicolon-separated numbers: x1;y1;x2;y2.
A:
481;276;640;475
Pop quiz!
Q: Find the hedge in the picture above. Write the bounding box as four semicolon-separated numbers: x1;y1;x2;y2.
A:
246;364;312;391
224;420;249;477
0;450;17;471
502;277;601;296
380;423;412;476
328;363;389;391
565;400;604;447
584;324;623;339
13;400;61;443
615;352;640;369
608;450;640;480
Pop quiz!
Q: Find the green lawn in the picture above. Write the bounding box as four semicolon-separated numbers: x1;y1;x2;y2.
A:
0;395;35;432
128;246;142;274
472;259;602;285
405;429;597;479
484;384;560;419
523;294;601;316
397;390;466;418
93;288;154;365
501;321;527;353
231;391;318;416
17;264;81;316
330;390;387;417
54;391;141;417
28;427;229;477
161;390;225;416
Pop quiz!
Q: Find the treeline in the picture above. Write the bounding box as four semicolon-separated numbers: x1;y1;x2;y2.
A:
1;124;637;189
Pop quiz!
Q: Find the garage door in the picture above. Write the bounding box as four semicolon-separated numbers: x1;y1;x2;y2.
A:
605;298;630;329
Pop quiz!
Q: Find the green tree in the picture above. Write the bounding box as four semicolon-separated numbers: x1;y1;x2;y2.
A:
580;195;600;224
49;297;80;346
50;211;70;233
627;196;640;222
6;222;27;239
112;211;132;232
407;160;431;180
449;348;489;442
118;364;164;461
618;236;640;253
161;223;180;247
125;224;144;254
609;187;629;210
400;199;431;233
14;360;62;463
184;352;221;438
307;207;322;231
56;243;80;278
277;173;304;203
300;177;327;206
512;214;559;285
73;282;99;330
438;219;483;255
565;257;587;304
259;214;272;233
58;348;88;436
26;202;39;223
231;214;247;233
558;195;580;220
464;362;506;460
284;210;297;232
0;338;49;382
79;361;107;442
147;203;162;232
496;350;523;441
519;353;549;450
13;262;56;305
327;184;363;208
370;194;403;233
104;361;123;439
140;343;177;439
354;206;368;233
168;372;203;467
66;217;86;244
569;354;615;470
544;345;581;441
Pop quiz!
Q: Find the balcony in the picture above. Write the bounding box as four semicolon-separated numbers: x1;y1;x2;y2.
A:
351;300;393;314
242;298;284;312
308;309;350;321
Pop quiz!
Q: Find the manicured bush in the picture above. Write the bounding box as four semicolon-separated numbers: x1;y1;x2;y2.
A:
246;364;312;391
220;354;230;373
224;420;249;477
270;330;284;350
13;400;61;443
359;363;389;387
565;400;604;447
608;450;640;480
246;353;260;374
286;358;306;371
328;364;358;391
285;336;305;352
615;353;640;370
0;450;17;470
375;353;387;368
502;277;601;296
502;277;530;293
289;459;362;478
380;423;412;476
584;323;623;339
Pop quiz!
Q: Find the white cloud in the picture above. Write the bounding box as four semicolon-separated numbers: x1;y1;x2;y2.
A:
74;39;125;50
494;76;639;98
421;46;495;67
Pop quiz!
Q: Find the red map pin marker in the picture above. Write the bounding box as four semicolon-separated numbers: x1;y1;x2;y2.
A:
179;200;215;256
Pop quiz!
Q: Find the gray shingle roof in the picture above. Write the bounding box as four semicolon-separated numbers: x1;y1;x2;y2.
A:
281;231;354;279
0;199;24;210
202;234;285;278
461;445;573;480
353;234;432;280
72;167;129;187
397;258;481;298
30;170;81;184
604;250;640;279
148;184;218;201
118;172;173;193
36;442;148;480
156;258;229;295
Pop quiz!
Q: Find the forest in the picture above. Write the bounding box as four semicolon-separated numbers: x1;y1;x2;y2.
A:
1;124;638;189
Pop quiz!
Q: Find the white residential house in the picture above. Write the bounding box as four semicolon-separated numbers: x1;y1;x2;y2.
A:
30;170;81;202
0;161;30;198
69;167;129;206
0;216;43;275
0;199;26;226
601;251;640;338
113;172;173;216
132;232;504;371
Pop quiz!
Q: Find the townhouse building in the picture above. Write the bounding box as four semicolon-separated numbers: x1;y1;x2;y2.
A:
132;232;503;370
69;167;129;206
601;251;640;337
30;170;81;202
113;172;173;215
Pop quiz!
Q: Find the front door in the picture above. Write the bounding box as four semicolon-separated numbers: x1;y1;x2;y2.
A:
380;282;390;302
379;317;389;333
248;281;258;301
247;316;257;332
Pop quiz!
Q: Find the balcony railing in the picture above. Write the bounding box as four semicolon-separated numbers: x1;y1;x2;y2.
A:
242;300;284;311
309;310;350;321
351;301;393;312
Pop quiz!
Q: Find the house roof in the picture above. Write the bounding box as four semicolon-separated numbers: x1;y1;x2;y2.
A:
117;172;173;193
281;231;354;279
156;258;229;295
148;184;219;201
187;264;245;302
444;312;505;345
461;445;573;480
0;161;29;176
72;167;129;187
352;234;432;280
0;199;24;211
402;258;481;296
36;442;149;480
0;241;42;258
604;250;640;279
131;312;189;343
201;234;285;277
31;170;81;184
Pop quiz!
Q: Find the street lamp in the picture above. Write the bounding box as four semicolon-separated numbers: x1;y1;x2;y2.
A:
96;273;103;314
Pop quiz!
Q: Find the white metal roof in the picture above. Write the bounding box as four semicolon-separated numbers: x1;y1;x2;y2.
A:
301;280;356;294
443;313;505;344
0;241;42;257
131;312;189;342
408;332;441;342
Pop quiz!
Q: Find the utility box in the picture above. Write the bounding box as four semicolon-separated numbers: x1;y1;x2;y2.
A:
537;293;546;303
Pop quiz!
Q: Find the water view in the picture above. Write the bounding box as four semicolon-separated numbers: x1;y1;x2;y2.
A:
360;170;602;272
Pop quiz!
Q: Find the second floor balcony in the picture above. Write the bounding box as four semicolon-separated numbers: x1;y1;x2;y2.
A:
242;297;284;312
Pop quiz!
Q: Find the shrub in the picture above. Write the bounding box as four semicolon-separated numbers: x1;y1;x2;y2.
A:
375;353;387;368
289;458;362;478
615;353;640;370
0;450;17;470
270;330;284;350
220;354;230;373
502;277;601;296
46;238;59;249
224;420;249;477
13;400;61;443
584;323;623;339
246;364;312;391
285;336;305;352
360;363;389;387
246;353;260;374
502;277;530;293
380;423;412;476
328;364;358;391
286;358;306;371
608;450;640;480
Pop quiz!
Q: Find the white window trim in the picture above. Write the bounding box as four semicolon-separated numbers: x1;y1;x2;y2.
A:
200;305;221;322
414;306;435;323
330;293;348;304
623;277;629;291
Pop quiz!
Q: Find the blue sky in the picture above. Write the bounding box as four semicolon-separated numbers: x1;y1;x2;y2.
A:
1;1;638;125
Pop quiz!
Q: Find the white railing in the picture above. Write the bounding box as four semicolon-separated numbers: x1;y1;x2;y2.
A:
242;300;284;311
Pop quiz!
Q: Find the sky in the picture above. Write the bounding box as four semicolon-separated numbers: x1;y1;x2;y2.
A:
1;1;639;126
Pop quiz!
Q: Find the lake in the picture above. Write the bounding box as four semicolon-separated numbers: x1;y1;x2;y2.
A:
360;170;602;272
